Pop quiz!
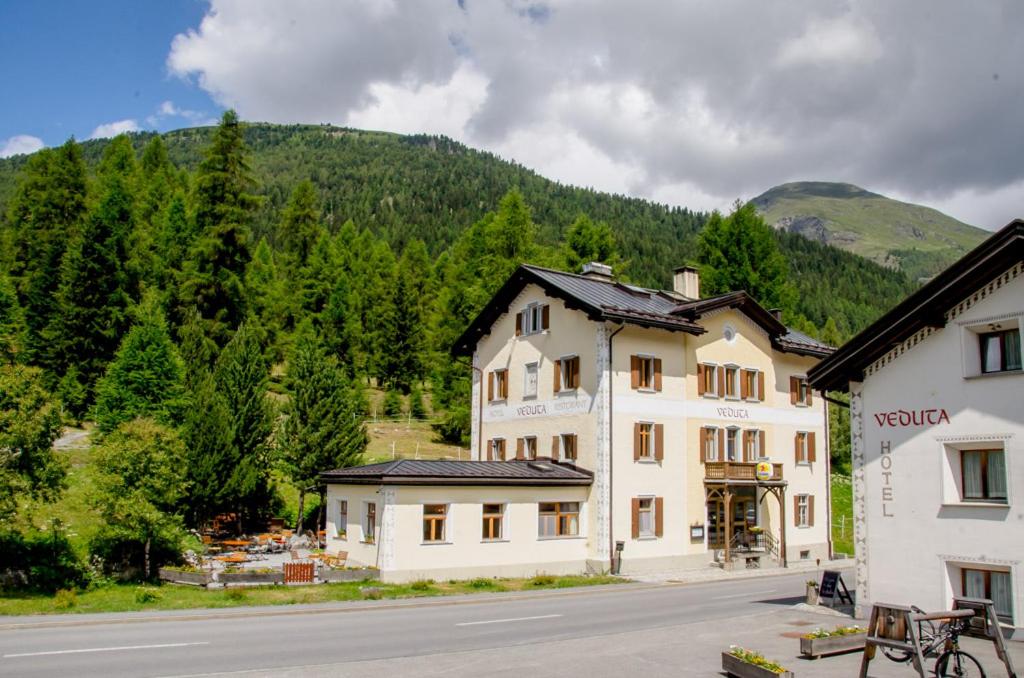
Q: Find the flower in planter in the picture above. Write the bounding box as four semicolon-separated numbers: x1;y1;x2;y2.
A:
802;624;865;639
728;646;789;674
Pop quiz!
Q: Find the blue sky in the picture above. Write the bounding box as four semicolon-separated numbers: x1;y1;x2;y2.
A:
0;1;220;148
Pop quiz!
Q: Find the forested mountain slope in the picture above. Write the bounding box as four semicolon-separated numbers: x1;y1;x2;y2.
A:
0;124;914;339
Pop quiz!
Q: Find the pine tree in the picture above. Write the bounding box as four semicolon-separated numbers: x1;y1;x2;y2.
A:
383;389;403;418
43;136;139;397
280;327;366;532
214;320;274;526
564;214;620;272
0;273;25;365
379;241;429;392
177;309;218;390
178;110;260;347
6;140;89;363
697;202;795;310
180;372;233;527
322;270;362;369
245;238;289;361
279;180;325;266
93;298;185;433
409;385;428;419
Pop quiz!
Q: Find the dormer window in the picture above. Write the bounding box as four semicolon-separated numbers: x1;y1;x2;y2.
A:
516;303;549;336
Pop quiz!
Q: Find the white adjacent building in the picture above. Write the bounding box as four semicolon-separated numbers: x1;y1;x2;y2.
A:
809;219;1023;638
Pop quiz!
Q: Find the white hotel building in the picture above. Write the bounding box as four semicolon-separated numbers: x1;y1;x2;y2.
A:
809;220;1023;638
323;263;834;582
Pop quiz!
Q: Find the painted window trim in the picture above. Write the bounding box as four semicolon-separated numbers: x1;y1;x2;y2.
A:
523;361;539;400
701;361;720;398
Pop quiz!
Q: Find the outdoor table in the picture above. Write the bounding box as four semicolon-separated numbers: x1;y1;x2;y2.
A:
213;552;248;563
220;539;251;548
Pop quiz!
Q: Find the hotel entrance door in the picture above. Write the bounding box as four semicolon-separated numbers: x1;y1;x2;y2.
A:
707;496;756;547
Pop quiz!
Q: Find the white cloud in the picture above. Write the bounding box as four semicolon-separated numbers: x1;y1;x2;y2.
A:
776;13;883;68
0;134;45;158
89;119;140;139
166;1;1024;228
146;100;218;129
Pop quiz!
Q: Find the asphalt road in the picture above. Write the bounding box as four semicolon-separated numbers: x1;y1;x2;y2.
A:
0;572;817;678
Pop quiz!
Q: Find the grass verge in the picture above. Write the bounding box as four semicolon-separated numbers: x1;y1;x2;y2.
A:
0;574;624;617
831;474;853;556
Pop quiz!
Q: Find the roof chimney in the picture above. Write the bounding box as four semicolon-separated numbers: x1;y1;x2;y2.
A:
581;262;613;281
768;308;783;321
673;266;700;299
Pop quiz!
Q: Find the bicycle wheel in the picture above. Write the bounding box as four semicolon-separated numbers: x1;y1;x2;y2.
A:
882;647;914;663
934;650;986;678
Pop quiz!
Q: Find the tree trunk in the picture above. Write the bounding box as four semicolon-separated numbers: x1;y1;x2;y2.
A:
317;486;326;547
144;536;151;581
296;489;305;534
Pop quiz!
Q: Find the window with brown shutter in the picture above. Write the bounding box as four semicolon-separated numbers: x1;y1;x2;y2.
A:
808;432;816;462
795;494;810;527
633;356;655;390
515;312;522;336
560;433;577;461
489;369;507;402
492;438;505;461
718;428;726;457
635;422;654;460
758;430;765;459
699;363;718;396
789;376;799;405
556;355;580;392
520;303;548;335
717;366;725;396
792;376;811;406
516;438;525;460
724;365;740;399
697;363;706;396
654;424;664;461
795;432;809;464
655;497;664;537
757;371;765;402
523;436;537;460
541;304;550;330
808;495;815;527
631;498;640;539
740;369;750;400
700;426;719;463
487;372;494;401
551;435;560;458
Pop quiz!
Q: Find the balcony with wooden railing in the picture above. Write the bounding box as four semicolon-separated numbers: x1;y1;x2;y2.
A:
704;461;783;482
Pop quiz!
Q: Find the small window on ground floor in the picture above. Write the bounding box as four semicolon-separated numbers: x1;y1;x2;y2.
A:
363;502;376;543
422;504;447;543
336;500;348;539
538;501;580;537
963;567;1013;620
638;497;654;537
482;503;504;540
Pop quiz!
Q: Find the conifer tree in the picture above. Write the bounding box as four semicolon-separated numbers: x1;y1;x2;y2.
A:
383;389;403;418
6;140;88;362
178;110;260;347
697;201;795;310
409;385;427;420
245;238;289;360
298;232;340;317
44;136;139;400
280;326;366;532
322;270;362;370
564;214;620;272
214;320;274;525
0;273;25;365
180;372;233;527
93;298;185;433
379;241;428;392
279;180;325;266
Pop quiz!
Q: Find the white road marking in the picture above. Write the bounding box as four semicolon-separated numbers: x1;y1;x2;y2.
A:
4;641;209;658
710;589;777;601
456;613;563;627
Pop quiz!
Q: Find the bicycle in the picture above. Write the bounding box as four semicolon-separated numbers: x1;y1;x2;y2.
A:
882;606;986;677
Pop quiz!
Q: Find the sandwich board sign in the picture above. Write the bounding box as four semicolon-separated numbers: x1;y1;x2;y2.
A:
819;570;853;607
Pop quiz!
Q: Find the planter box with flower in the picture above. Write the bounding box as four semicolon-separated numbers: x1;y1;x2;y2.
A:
722;647;793;678
218;567;285;586
158;566;214;587
799;625;867;659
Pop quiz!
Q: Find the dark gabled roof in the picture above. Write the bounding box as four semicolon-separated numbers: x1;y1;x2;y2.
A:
808;219;1024;392
451;263;833;359
320;459;594;486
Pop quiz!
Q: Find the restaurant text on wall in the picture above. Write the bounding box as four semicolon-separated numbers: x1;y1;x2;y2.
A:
872;408;950;428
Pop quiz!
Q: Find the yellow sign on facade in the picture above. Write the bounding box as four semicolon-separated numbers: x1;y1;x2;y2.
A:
755;461;773;481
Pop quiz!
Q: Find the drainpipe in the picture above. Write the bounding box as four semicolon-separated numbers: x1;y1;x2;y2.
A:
823;391;834;560
607;323;625;573
471;363;484;459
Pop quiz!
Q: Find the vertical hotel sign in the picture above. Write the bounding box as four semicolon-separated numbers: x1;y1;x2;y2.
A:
872;407;950;519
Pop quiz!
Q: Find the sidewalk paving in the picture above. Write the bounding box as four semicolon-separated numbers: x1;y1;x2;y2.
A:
623;557;854;585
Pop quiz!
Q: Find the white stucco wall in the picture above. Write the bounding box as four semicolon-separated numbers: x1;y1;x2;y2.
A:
855;266;1023;634
325;483;592;582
